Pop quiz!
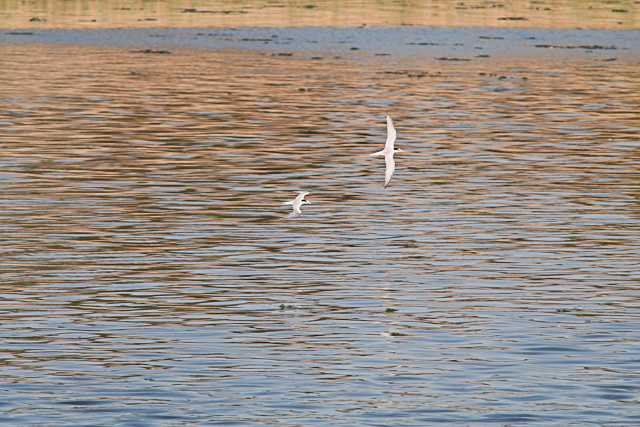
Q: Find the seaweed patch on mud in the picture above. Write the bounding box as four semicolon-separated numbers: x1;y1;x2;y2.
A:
436;56;471;61
130;49;172;54
534;44;619;50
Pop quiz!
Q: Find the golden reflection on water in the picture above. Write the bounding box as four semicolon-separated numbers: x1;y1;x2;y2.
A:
1;43;639;289
1;43;640;424
0;0;639;30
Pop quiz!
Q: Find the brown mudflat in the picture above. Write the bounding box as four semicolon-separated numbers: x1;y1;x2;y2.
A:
1;0;639;30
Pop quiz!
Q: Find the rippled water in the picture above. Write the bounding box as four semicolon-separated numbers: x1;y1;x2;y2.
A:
1;42;640;425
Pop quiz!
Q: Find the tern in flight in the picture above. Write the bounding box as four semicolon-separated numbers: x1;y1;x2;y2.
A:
370;115;403;188
283;191;311;217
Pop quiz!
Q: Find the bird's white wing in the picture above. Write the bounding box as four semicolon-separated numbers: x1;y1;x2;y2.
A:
295;192;309;204
384;154;395;188
384;115;397;152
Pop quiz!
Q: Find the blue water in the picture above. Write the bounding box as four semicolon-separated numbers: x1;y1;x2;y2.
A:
2;26;640;61
1;28;640;426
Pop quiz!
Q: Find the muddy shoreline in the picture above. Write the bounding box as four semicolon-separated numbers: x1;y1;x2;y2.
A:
1;0;639;30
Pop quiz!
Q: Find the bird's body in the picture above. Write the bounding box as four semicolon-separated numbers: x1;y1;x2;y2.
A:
283;191;311;217
370;115;402;187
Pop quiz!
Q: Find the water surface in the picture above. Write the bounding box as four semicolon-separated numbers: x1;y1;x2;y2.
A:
1;42;640;425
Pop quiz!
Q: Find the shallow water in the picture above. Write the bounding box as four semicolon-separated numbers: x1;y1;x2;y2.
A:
3;26;640;62
1;41;640;426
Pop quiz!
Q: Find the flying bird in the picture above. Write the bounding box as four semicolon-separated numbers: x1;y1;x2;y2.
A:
370;115;402;188
282;191;311;217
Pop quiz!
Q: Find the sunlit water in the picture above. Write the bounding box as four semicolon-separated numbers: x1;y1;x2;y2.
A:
1;39;640;425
